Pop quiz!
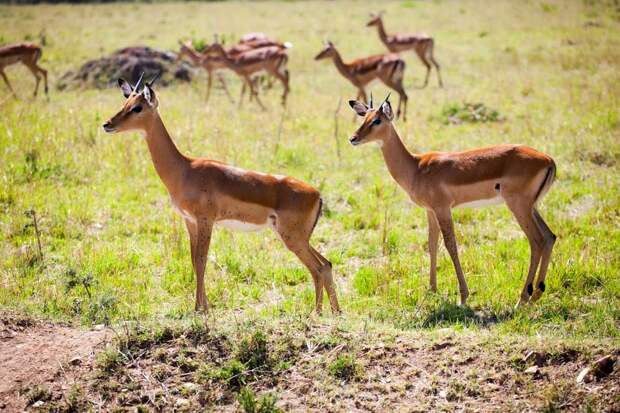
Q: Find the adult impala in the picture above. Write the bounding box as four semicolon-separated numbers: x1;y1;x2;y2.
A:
204;42;290;108
348;95;556;306
177;41;232;103
367;12;443;88
101;74;340;314
315;41;408;121
0;42;48;98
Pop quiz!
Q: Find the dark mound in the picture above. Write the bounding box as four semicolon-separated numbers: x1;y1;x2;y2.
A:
57;46;193;90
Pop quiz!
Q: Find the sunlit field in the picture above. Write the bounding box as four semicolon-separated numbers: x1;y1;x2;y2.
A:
1;0;619;410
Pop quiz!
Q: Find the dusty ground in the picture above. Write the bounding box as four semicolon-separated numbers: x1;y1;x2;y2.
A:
1;313;617;412
0;313;110;412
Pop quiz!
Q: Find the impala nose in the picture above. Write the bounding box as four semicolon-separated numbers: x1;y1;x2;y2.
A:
102;121;115;133
349;135;361;145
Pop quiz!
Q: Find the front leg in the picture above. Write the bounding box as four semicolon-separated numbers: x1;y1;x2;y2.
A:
427;209;440;292
186;218;213;312
434;208;469;305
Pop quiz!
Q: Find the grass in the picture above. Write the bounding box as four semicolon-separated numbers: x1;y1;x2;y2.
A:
0;0;619;350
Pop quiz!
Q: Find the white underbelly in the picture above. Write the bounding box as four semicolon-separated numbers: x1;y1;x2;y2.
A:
172;203;197;224
457;195;504;209
217;219;268;232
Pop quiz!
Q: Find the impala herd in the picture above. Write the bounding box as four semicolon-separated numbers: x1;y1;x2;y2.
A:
3;12;557;314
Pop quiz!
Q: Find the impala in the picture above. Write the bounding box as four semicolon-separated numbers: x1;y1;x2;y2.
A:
177;41;232;102
367;12;443;88
348;95;556;306
204;42;290;108
102;74;340;314
0;42;48;98
315;41;408;121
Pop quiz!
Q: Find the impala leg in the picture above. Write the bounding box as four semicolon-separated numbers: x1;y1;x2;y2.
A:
429;54;443;88
504;198;544;306
288;242;326;314
427;209;440;293
248;78;266;111
206;70;213;103
310;246;340;313
188;218;213;313
216;73;234;104
530;209;556;302
0;69;17;98
25;63;41;97
434;208;469;305
415;48;432;89
37;64;48;96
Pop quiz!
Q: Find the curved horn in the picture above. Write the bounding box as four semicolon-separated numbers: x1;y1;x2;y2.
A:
369;92;373;109
132;72;145;93
147;70;161;87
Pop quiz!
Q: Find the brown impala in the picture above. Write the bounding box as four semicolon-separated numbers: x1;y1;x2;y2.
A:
348;95;556;306
367;12;443;88
204;42;290;108
315;41;408;121
102;74;340;314
0;42;48;98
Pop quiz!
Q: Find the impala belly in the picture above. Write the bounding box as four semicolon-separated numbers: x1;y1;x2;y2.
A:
171;201;197;224
457;195;504;208
217;219;268;232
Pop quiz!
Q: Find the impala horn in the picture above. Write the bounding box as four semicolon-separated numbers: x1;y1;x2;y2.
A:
147;70;161;88
132;72;145;94
381;92;391;107
369;92;373;109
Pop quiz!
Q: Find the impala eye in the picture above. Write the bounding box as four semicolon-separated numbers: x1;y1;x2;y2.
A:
131;105;143;113
372;118;381;126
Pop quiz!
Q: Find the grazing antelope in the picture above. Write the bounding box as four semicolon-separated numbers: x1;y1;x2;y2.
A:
367;12;443;88
176;41;232;103
315;41;408;121
102;74;339;314
348;95;556;306
204;42;290;108
0;42;48;98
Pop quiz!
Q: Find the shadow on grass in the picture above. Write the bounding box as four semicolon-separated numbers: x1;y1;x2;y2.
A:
421;301;512;328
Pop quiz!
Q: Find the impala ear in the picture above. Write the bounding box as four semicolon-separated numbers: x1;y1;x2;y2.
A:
118;78;132;98
143;84;156;107
381;100;394;121
349;100;368;117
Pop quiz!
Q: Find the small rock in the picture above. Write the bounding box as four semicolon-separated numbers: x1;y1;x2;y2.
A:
524;366;539;375
523;351;546;367
93;324;105;331
175;398;189;407
69;356;82;366
438;390;447;399
577;367;593;383
592;355;615;379
32;400;45;407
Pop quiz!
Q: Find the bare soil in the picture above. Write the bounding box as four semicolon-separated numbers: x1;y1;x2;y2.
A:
0;312;110;412
0;313;618;412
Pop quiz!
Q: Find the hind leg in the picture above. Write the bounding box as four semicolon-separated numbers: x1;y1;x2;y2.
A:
429;55;443;88
310;246;340;313
530;209;556;301
504;197;545;306
415;49;432;88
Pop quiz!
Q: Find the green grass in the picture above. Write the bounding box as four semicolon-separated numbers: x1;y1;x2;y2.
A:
0;0;619;344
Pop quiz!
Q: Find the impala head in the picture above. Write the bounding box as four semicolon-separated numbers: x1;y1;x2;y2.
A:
102;72;160;134
314;41;336;60
203;41;225;57
348;93;394;146
366;11;385;27
176;40;195;63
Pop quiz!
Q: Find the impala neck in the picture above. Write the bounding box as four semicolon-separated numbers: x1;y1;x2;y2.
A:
184;47;203;65
330;49;351;79
380;125;418;192
376;20;389;44
142;112;189;192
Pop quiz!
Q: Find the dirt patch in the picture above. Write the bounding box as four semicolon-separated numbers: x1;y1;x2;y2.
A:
57;46;193;90
10;317;615;413
0;312;110;412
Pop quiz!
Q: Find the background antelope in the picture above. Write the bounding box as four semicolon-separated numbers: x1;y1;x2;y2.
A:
102;74;339;314
0;42;48;98
315;41;408;121
205;41;290;108
348;95;556;306
367;12;443;88
176;41;232;103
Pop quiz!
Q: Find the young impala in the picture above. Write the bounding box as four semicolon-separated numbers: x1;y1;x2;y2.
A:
0;42;48;98
204;42;290;108
348;95;556;306
176;41;232;103
367;12;443;88
315;41;408;121
101;74;340;314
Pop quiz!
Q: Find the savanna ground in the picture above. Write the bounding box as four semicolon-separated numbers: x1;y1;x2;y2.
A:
1;0;619;411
